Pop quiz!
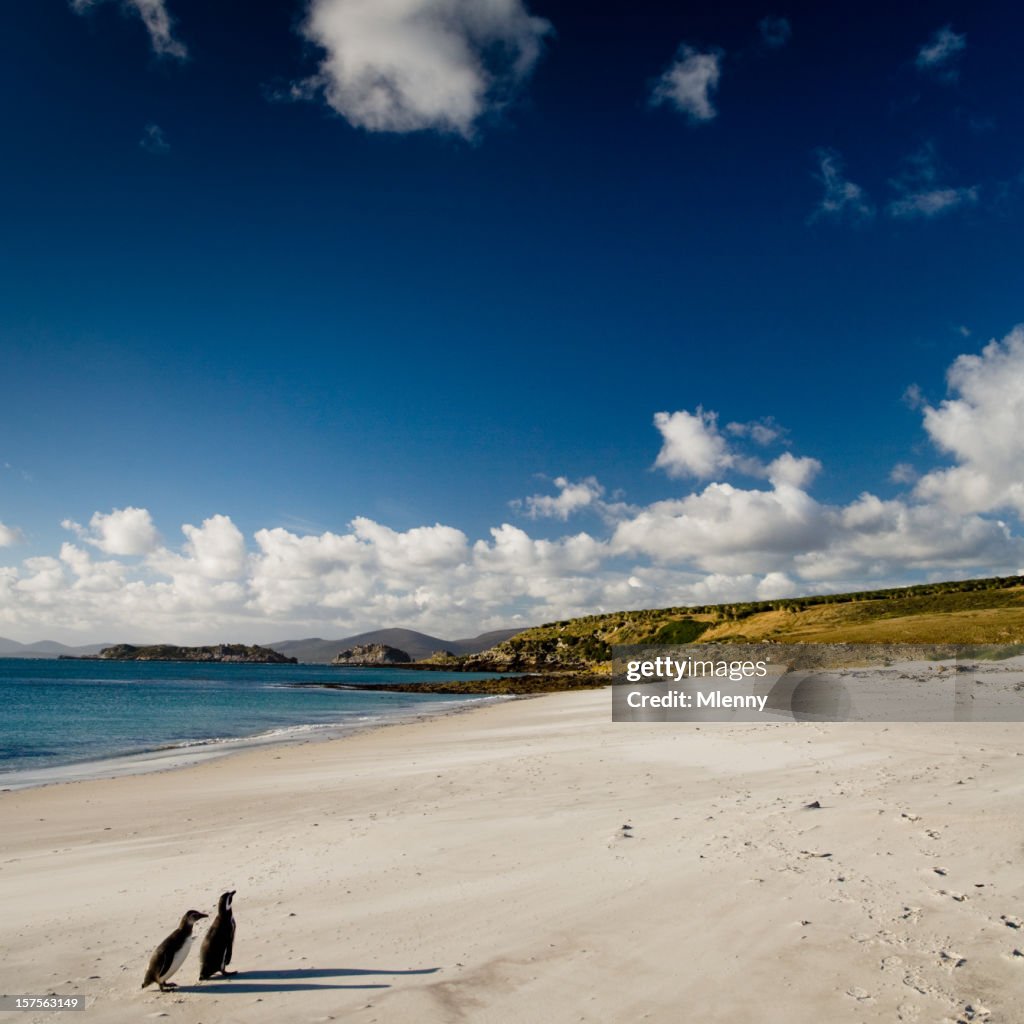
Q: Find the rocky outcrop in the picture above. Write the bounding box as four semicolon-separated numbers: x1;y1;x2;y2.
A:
460;635;593;673
98;644;297;663
331;643;412;666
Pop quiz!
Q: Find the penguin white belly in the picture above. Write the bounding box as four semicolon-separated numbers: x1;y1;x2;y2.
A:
163;935;193;981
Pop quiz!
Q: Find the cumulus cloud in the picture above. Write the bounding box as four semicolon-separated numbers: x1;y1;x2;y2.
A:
890;462;918;485
62;507;160;556
767;453;821;490
759;16;791;49
651;45;722;122
3;330;1024;642
915;326;1024;516
0;523;24;547
811;149;874;222
797;495;1018;583
295;0;552;137
653;410;795;483
653;408;733;478
150;515;248;580
516;477;605;521
916;25;966;76
70;0;187;59
613;480;829;575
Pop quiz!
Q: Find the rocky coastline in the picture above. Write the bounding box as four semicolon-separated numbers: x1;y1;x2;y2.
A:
62;643;298;664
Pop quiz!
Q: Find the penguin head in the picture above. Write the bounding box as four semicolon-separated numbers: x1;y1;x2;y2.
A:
219;890;236;912
184;910;209;925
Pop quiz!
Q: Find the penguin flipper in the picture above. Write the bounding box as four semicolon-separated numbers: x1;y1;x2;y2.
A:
198;928;214;977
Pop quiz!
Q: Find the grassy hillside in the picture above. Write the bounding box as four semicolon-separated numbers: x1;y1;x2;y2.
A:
465;575;1024;671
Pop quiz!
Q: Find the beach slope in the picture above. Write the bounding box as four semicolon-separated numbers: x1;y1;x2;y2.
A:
2;689;1022;1023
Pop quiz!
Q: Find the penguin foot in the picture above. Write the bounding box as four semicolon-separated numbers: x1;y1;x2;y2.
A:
221;970;238;977
158;982;178;992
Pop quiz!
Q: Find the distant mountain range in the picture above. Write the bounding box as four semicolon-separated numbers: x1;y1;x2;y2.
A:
0;637;110;658
268;628;524;664
0;627;524;663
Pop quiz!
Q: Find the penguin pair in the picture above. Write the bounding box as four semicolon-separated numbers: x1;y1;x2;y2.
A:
141;891;237;992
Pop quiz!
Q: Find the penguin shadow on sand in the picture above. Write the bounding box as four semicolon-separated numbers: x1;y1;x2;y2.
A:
145;891;440;997
195;966;442;995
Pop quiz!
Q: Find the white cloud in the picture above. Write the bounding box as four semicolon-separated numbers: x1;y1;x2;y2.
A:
811;149;874;222
70;0;187;59
757;571;797;599
653;408;733;478
916;25;966;74
653;410;796;483
350;517;469;570
651;45;722;123
148;515;248;580
889;462;918;485
518;476;604;521
295;0;551;137
767;453;821;490
759;16;791;49
473;523;604;575
726;418;783;445
0;523;24;547
4;329;1024;642
62;507;160;556
915;326;1024;516
612;480;830;574
799;495;1018;581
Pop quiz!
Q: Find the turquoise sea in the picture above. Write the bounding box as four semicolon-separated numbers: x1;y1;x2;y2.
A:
0;658;503;788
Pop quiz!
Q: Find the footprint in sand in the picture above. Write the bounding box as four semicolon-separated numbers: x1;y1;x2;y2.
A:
958;1002;991;1021
937;889;968;902
607;824;635;848
940;950;967;969
901;971;929;995
1001;914;1022;929
845;986;872;1002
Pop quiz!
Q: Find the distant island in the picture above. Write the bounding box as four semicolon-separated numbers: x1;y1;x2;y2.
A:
64;643;298;664
331;643;412;666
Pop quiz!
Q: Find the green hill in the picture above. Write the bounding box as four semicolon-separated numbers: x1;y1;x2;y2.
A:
465;575;1024;672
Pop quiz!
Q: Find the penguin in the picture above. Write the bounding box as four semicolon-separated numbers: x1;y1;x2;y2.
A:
198;890;237;980
142;909;208;992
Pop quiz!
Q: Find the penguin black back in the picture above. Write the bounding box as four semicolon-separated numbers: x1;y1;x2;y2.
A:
142;910;208;991
199;890;237;980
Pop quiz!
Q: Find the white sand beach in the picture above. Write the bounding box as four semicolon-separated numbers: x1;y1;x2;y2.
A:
3;687;1023;1023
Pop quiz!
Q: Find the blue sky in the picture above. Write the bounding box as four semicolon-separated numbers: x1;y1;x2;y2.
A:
2;1;1023;643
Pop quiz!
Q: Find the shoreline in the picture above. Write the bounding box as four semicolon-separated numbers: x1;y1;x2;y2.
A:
0;691;510;792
